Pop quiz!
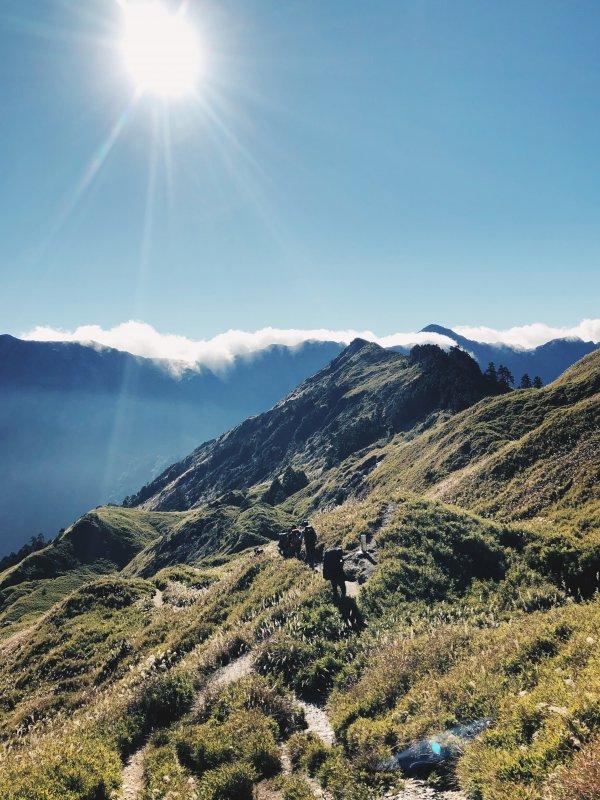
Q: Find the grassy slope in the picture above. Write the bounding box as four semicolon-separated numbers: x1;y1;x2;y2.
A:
369;349;599;524
0;346;597;800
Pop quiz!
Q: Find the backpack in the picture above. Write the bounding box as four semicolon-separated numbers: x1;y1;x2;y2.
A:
323;548;343;579
304;526;317;548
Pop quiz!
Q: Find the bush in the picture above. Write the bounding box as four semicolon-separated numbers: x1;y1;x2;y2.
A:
56;578;148;619
177;710;281;781
204;674;304;736
547;736;600;799
197;762;256;800
142;742;190;800
287;732;329;775
177;721;236;773
317;747;371;800
279;774;316;800
0;734;121;800
344;716;394;770
137;670;195;728
153;565;215;591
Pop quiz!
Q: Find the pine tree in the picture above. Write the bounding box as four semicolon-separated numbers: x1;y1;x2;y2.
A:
519;373;532;389
497;364;515;390
484;362;498;383
533;376;543;389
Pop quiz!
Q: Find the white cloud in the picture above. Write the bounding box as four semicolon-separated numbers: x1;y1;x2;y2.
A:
21;321;455;371
453;319;600;349
21;318;600;371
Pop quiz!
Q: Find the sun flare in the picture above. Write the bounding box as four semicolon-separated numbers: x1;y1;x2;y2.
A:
120;2;201;98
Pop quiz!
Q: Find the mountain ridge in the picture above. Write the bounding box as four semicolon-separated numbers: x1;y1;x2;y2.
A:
420;323;598;383
0;338;598;800
127;339;499;512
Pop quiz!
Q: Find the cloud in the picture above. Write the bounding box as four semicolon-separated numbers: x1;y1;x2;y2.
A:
21;321;455;371
453;319;600;349
21;318;600;371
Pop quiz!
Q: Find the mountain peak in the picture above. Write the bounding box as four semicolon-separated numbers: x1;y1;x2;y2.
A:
420;323;459;339
343;337;381;356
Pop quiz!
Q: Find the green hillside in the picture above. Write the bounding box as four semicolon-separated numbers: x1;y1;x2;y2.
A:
0;342;598;800
371;349;599;524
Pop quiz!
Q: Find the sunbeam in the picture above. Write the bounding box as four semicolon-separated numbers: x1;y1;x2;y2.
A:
35;98;138;260
101;108;160;500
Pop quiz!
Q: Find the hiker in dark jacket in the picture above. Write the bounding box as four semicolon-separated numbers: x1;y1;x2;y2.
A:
323;545;346;598
278;529;290;557
302;521;318;568
290;527;303;558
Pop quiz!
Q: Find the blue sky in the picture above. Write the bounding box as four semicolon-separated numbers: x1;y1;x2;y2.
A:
1;0;599;341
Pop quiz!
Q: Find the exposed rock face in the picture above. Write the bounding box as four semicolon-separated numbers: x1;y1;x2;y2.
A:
128;341;498;512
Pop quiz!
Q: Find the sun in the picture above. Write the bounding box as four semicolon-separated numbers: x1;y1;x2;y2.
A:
120;2;201;98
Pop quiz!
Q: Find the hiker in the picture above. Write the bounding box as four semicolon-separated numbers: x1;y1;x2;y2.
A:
278;529;291;558
290;527;303;559
322;545;346;598
302;520;318;568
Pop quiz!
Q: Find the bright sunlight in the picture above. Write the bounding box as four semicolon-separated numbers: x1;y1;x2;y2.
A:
120;2;201;98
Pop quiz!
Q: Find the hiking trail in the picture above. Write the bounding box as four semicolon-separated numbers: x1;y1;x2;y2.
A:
385;781;466;800
297;700;336;746
120;747;146;800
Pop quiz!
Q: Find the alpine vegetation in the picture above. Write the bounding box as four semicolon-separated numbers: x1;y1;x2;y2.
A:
0;342;598;800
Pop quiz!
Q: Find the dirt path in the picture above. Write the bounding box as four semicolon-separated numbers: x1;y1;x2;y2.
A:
289;696;465;800
386;781;465;800
151;589;163;608
120;747;147;800
0;623;35;657
380;501;398;528
207;651;255;691
297;700;336;746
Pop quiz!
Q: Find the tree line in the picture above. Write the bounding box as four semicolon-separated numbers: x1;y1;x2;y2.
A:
484;362;543;391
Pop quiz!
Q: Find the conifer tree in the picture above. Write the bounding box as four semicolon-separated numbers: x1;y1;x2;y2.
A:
533;375;543;388
519;373;532;389
497;364;515;390
484;362;498;383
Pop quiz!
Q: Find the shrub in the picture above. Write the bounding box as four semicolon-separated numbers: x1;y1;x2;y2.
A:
546;736;600;799
317;747;371;800
0;734;121;800
344;716;394;770
204;674;304;736
137;670;195;728
279;774;316;800
177;709;281;781
177;720;236;773
287;731;329;775
142;742;191;800
56;578;148;619
197;762;256;800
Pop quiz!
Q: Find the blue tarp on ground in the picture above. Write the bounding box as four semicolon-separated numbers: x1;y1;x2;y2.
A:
377;718;493;775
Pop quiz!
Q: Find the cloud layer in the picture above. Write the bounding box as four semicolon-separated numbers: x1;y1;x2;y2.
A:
454;319;600;349
21;322;455;370
21;318;600;370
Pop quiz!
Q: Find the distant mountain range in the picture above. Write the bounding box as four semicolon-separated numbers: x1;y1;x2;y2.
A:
0;325;596;555
0;334;341;554
420;323;598;384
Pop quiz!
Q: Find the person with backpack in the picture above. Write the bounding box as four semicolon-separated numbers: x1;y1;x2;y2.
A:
278;529;291;557
302;520;318;568
290;526;303;559
322;545;346;598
